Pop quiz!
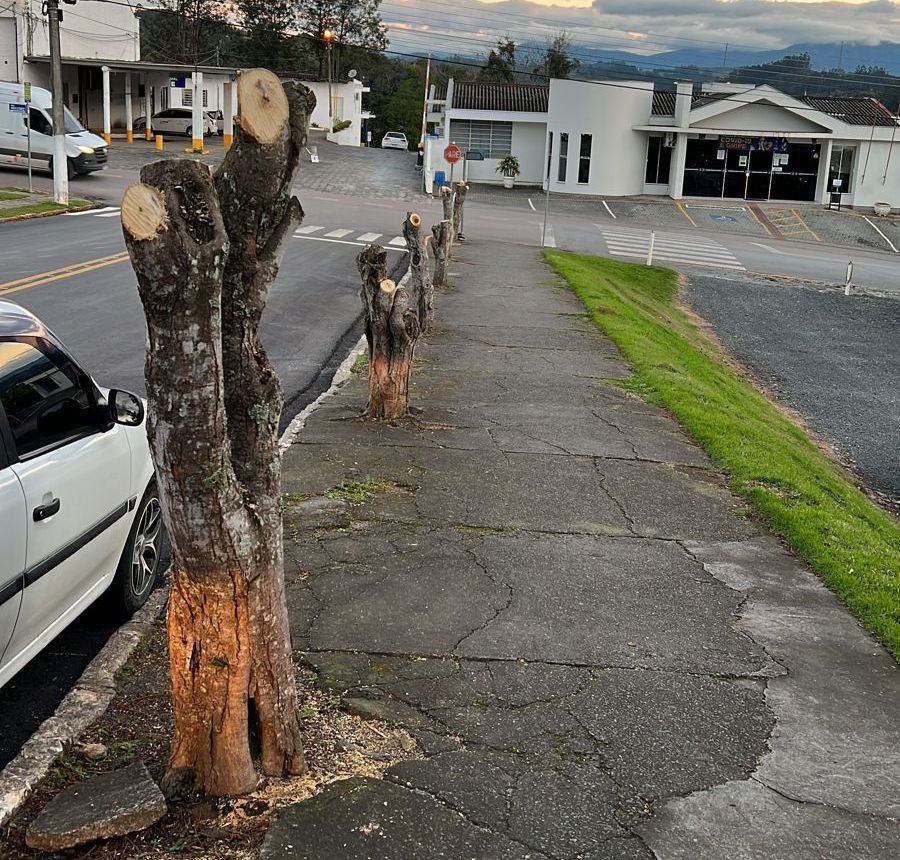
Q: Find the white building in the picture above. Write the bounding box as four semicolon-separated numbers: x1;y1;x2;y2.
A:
0;2;369;147
427;78;900;209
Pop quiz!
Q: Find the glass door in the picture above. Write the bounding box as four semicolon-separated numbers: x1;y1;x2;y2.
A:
723;148;748;198
746;150;773;200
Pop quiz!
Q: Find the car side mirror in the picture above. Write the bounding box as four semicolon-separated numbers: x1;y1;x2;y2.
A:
108;389;145;427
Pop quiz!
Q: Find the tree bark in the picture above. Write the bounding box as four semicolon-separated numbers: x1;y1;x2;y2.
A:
402;211;433;330
452;181;468;240
431;219;451;287
357;245;421;420
121;69;315;798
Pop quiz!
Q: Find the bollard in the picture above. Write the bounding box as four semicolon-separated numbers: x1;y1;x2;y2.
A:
845;261;854;296
155;134;164;151
647;231;656;266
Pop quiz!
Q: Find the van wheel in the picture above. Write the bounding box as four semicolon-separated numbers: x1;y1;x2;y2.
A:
48;157;76;181
186;125;192;138
106;482;165;619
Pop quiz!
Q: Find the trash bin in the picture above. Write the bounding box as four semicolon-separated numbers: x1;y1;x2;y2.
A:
434;170;446;186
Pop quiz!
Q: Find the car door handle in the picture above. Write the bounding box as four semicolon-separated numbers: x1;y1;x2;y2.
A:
34;498;61;522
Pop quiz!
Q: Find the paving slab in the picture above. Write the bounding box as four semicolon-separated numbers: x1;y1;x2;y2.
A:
269;240;899;860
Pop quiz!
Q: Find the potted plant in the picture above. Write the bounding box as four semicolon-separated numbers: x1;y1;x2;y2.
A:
873;201;891;217
496;154;520;189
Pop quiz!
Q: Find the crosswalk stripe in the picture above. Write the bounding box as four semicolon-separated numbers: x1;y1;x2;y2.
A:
95;211;123;218
324;228;352;238
295;225;323;235
67;206;119;217
388;236;407;246
609;250;745;270
357;232;382;243
603;241;739;263
602;232;724;250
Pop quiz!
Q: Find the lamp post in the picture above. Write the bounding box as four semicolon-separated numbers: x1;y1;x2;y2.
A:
324;30;334;127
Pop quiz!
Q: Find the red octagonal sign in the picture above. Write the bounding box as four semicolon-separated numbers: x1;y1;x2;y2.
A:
444;143;462;164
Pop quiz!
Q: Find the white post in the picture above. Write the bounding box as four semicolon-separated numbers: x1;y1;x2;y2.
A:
47;0;68;204
223;79;234;148
124;73;133;144
191;71;204;153
102;65;111;146
647;231;656;266
144;75;153;140
845;261;854;295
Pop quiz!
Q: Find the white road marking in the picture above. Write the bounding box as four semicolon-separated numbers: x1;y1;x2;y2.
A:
389;236;407;246
68;206;119;217
863;216;899;254
295;225;323;235
324;228;352;238
95;210;123;218
356;232;382;243
601;200;616;219
543;224;557;248
293;234;407;252
597;227;744;270
527;198;537;212
748;241;787;255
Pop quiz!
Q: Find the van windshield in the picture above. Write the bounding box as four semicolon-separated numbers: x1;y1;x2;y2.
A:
63;107;85;134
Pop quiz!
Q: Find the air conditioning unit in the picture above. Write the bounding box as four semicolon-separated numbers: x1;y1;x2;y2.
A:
663;132;675;148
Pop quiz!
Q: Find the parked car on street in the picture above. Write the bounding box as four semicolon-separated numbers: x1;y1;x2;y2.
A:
0;300;163;690
381;131;409;150
133;108;217;137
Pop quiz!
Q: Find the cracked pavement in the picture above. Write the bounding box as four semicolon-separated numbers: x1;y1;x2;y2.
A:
266;242;900;859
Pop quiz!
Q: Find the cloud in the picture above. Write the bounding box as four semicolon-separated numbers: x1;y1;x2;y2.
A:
381;0;900;62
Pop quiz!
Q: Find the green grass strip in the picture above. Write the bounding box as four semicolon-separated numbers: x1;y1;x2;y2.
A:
0;199;93;220
544;250;900;659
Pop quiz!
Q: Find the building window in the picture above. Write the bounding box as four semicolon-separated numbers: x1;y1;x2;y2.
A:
829;145;855;193
183;88;192;107
558;133;568;181
645;136;672;184
547;131;553;180
203;89;208;108
578;134;592;184
448;119;513;159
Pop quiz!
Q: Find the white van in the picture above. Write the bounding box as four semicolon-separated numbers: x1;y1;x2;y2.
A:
0;82;108;179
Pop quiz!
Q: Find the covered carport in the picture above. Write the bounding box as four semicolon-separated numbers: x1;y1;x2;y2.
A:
23;57;240;151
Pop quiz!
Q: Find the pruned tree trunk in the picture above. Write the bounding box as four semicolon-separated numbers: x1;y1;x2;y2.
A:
403;211;434;330
357;245;422;420
121;69;314;798
431;219;452;287
452;181;468;240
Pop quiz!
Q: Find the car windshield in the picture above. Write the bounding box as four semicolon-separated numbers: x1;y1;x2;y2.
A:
63;106;85;134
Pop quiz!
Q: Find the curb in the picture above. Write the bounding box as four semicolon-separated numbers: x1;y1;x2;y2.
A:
0;586;168;828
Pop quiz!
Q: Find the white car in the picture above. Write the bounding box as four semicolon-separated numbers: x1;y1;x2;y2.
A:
381;131;409;150
0;301;163;690
133;108;217;137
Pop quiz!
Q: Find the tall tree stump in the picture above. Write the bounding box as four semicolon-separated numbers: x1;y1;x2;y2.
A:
452;181;469;240
357;245;422;420
121;69;314;798
403;211;434;330
431;186;454;286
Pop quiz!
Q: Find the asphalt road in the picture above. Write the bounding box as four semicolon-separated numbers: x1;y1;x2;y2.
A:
685;273;900;513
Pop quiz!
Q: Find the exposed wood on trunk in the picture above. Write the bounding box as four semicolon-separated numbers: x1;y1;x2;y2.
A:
441;185;454;235
121;69;315;798
452;182;469;240
403;212;434;330
357;245;422;420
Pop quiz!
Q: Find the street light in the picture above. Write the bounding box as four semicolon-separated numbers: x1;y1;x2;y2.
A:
323;30;334;126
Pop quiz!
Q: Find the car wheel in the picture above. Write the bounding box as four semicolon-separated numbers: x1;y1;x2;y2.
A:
47;157;76;180
185;125;193;138
108;483;165;618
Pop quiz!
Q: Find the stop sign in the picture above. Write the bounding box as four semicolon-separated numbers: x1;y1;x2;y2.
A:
444;143;462;164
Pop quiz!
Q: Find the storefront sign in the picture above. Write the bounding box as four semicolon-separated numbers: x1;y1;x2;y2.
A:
719;136;789;153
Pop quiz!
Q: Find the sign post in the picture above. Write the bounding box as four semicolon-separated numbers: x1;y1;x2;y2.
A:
444;142;461;186
24;82;32;193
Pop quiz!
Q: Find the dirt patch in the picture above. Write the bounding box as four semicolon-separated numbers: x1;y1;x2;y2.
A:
1;620;419;859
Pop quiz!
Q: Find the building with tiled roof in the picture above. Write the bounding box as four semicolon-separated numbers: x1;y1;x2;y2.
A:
422;79;900;207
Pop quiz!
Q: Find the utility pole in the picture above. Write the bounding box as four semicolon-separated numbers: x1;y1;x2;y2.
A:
419;55;431;149
324;30;334;125
47;0;68;204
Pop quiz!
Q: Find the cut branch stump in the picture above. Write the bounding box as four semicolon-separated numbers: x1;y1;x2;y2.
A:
121;68;315;799
403;211;434;330
452;181;469;240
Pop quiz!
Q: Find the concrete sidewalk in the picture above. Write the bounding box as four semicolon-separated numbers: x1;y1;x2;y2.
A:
268;242;899;858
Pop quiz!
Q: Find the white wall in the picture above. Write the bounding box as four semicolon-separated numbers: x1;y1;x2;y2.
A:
693;102;829;134
25;0;139;63
0;13;17;81
461;121;545;185
301;80;365;146
849;138;900;208
547;78;654;196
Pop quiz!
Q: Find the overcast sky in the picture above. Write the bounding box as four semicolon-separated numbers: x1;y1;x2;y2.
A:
381;0;900;63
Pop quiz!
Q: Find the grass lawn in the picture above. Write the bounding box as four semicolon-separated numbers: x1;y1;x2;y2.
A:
0;198;93;220
0;189;30;201
544;250;900;659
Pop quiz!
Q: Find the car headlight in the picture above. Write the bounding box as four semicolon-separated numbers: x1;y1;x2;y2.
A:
78;146;95;155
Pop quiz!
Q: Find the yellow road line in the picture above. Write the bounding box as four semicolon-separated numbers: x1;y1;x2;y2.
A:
789;208;821;242
0;252;130;297
675;200;699;228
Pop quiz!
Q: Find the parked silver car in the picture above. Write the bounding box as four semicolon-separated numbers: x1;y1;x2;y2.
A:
133;108;217;137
